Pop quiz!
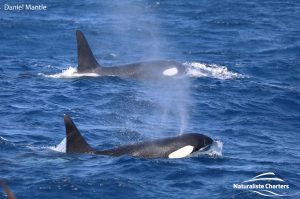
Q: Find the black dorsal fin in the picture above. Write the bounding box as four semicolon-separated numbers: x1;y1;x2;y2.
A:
64;114;94;154
76;30;101;73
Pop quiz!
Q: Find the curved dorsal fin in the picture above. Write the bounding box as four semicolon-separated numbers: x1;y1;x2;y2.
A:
64;114;94;153
76;30;101;73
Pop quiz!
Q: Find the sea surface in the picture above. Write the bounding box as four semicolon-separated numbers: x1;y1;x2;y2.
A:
0;0;299;198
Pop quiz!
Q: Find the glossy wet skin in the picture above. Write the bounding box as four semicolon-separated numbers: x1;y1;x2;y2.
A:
95;133;213;158
93;60;186;79
64;115;213;159
76;30;185;79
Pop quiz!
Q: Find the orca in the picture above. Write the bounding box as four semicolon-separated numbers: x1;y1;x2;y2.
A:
75;30;186;79
63;115;213;159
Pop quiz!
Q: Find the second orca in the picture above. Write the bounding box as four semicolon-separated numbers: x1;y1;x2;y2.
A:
75;30;186;79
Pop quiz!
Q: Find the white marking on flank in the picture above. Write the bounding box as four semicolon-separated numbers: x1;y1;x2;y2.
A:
163;67;178;76
168;145;194;159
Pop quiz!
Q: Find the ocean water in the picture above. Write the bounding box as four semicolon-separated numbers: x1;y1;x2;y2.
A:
0;0;300;198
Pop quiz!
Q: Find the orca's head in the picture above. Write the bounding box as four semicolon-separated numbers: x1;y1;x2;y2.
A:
181;133;213;151
168;133;213;159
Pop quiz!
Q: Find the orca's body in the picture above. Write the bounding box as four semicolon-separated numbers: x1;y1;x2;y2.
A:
75;30;186;79
64;115;213;159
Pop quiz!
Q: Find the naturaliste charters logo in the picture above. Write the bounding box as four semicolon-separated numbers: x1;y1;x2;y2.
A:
233;172;298;197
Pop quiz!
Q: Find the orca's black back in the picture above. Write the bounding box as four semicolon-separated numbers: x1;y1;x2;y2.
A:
96;133;213;158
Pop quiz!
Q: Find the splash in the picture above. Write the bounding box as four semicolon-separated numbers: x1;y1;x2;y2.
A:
184;62;244;80
39;66;99;78
48;137;66;153
0;136;9;143
206;140;223;157
196;140;223;157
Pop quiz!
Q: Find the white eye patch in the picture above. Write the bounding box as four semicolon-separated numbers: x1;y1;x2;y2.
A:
163;67;178;76
168;145;194;159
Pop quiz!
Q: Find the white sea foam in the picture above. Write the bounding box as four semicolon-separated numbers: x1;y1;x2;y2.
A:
40;66;99;78
193;140;223;158
205;140;223;157
48;137;66;153
184;62;244;80
0;136;8;142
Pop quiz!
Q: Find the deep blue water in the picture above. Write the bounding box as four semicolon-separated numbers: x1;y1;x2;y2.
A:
0;0;300;198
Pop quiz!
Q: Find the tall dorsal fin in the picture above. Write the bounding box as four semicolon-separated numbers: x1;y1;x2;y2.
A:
64;114;94;153
76;30;101;73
